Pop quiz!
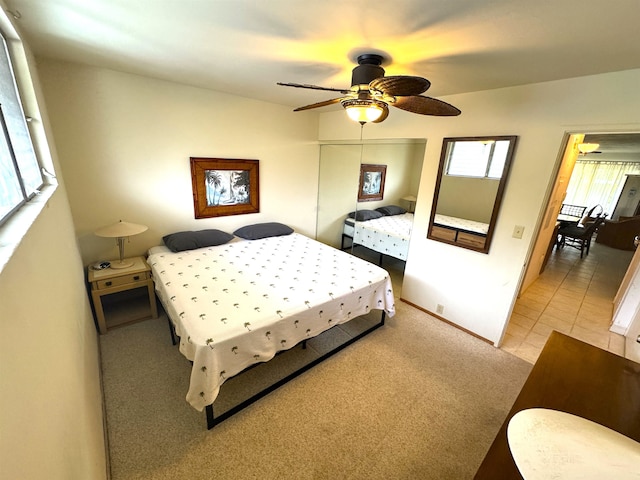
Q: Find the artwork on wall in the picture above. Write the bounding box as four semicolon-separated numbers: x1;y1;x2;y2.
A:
358;164;386;202
190;157;260;218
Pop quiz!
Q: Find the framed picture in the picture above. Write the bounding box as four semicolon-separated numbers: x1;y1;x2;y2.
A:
190;157;260;218
358;164;386;202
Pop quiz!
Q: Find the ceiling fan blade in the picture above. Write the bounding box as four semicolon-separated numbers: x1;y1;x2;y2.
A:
277;82;350;94
370;76;431;96
372;104;389;123
392;95;461;116
293;97;344;111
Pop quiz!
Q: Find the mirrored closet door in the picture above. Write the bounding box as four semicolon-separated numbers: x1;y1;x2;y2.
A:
316;140;426;278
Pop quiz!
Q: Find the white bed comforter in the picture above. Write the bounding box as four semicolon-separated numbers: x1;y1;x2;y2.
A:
148;233;395;411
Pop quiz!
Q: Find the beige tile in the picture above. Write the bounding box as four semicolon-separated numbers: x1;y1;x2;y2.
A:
513;303;543;322
505;321;530;340
499;333;522;354
514;342;541;364
569;324;609;350
537;312;573;334
582;295;614;311
546;297;581;315
509;312;537;330
557;283;588;297
523;330;551;349
531;322;555;337
501;242;633;361
577;303;612;324
574;314;611;334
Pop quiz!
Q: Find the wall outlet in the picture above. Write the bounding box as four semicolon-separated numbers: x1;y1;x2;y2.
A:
513;225;525;239
436;304;444;314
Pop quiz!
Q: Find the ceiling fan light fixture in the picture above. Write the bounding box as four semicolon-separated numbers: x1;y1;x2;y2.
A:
342;99;386;124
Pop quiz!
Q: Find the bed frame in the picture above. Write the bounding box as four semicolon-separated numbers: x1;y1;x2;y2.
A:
165;310;385;429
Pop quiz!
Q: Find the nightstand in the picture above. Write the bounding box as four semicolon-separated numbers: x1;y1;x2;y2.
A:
88;256;158;334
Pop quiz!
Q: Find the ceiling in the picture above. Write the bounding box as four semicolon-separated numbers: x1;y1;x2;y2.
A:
3;0;640;160
4;0;640;111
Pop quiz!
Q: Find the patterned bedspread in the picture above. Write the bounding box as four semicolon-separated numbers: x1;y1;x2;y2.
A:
344;212;413;260
148;233;395;411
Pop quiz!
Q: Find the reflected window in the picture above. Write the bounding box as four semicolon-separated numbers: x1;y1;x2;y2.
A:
446;140;511;179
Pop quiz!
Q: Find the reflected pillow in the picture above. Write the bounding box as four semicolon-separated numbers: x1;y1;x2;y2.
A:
375;205;407;216
347;210;383;221
163;229;234;252
234;222;294;240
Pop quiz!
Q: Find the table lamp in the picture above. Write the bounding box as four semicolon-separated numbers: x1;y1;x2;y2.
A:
94;220;148;269
401;195;417;213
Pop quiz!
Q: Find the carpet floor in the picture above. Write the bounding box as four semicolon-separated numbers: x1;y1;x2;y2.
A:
100;290;531;480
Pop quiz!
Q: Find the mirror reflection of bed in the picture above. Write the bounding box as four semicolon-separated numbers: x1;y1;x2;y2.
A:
316;140;426;292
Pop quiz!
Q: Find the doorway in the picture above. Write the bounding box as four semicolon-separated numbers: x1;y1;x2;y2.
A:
501;131;640;362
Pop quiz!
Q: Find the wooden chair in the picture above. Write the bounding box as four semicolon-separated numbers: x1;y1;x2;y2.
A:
557;217;605;258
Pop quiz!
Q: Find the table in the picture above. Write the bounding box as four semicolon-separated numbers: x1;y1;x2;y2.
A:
474;331;640;479
88;256;158;334
557;213;582;224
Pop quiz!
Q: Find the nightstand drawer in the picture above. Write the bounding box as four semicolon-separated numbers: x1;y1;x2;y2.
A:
96;271;149;290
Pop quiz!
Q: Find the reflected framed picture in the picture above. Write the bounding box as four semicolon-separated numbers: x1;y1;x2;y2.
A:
190;157;260;218
358;164;386;202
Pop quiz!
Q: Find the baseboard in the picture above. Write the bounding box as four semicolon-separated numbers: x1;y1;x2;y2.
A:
399;297;493;345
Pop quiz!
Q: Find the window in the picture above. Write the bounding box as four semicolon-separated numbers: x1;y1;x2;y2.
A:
564;160;640;216
0;31;43;226
445;139;511;179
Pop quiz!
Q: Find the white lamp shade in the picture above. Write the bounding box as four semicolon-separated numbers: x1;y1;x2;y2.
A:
95;221;148;238
345;104;383;123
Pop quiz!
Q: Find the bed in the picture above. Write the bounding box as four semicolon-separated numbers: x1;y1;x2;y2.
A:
147;227;395;428
342;208;414;264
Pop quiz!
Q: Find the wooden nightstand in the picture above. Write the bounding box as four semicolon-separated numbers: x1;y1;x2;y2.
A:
88;256;158;334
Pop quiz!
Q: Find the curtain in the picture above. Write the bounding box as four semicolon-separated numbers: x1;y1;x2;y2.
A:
564;161;640;216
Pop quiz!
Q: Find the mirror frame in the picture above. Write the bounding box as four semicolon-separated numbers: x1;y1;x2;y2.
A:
427;135;518;254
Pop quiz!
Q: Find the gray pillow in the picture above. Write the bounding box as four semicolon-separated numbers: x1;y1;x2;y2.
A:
347;210;383;221
375;205;407;216
163;229;234;252
234;222;294;240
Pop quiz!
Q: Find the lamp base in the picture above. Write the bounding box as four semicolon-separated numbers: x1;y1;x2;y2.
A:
111;260;134;269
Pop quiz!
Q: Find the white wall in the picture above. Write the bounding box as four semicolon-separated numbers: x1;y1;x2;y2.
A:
37;61;321;266
0;7;107;478
320;69;640;345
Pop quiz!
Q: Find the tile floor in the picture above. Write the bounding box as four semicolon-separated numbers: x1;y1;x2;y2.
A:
500;239;634;363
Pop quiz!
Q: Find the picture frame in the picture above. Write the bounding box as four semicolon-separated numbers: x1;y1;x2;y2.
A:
190;157;260;218
358;164;386;202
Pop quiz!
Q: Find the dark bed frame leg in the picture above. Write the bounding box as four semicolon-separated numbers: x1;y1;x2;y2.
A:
167;316;177;345
203;309;386;429
206;404;216;429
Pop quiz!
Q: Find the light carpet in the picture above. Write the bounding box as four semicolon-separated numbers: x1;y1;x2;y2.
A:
99;293;531;480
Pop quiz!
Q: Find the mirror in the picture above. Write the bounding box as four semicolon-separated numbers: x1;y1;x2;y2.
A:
428;136;517;253
316;140;425;269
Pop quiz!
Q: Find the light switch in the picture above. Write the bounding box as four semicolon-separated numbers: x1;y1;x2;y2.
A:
513;225;525;239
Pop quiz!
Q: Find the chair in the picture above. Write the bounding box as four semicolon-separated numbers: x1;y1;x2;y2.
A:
557;217;605;258
559;203;587;219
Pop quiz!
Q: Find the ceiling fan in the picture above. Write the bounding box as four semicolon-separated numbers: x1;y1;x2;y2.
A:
278;53;461;124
